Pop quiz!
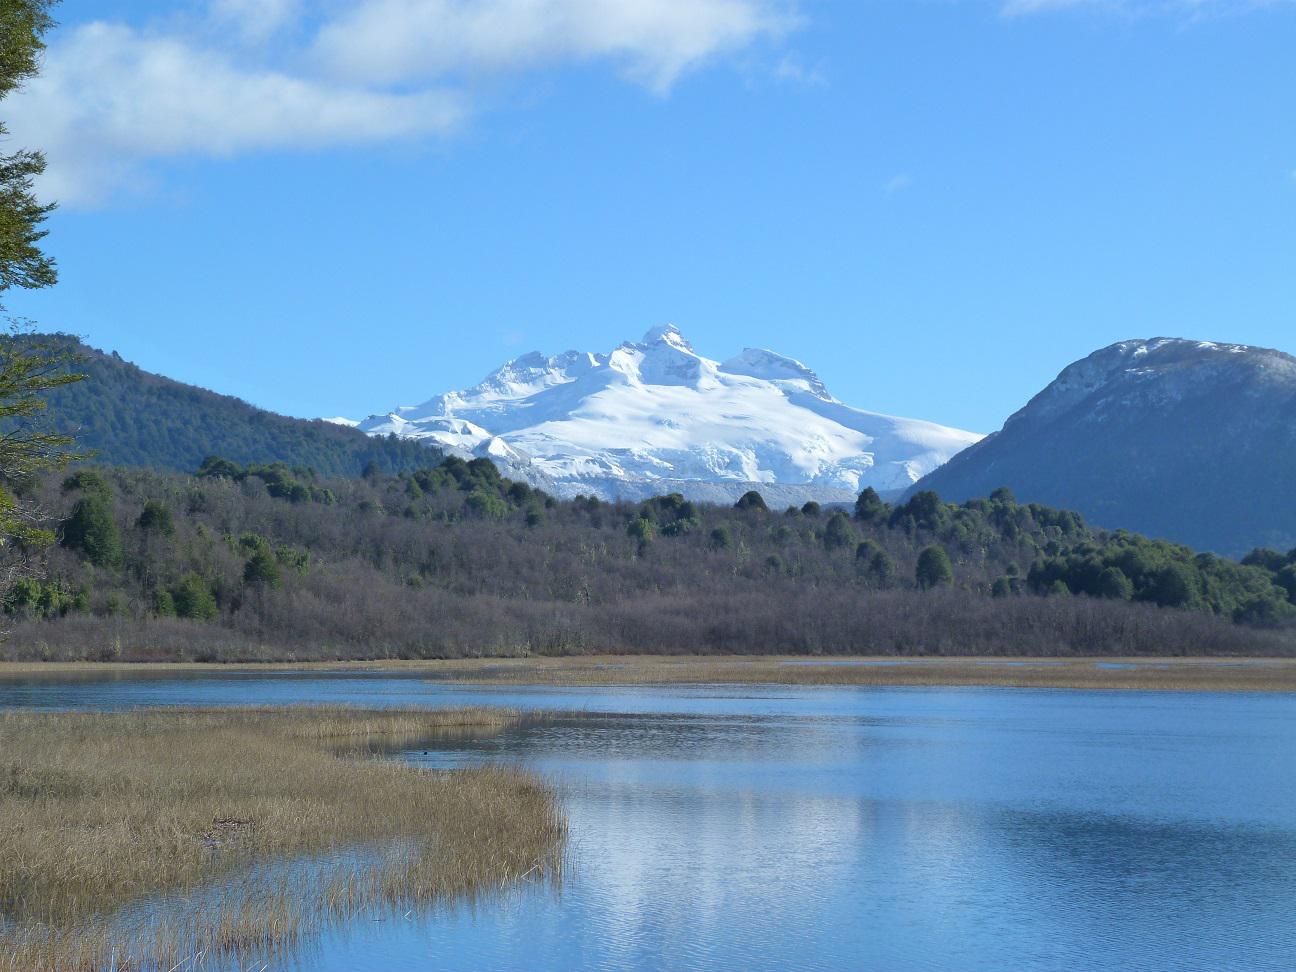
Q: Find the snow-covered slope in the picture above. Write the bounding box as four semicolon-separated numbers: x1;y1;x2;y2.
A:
356;325;982;501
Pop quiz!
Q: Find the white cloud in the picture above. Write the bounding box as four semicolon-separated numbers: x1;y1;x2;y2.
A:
773;53;826;86
7;22;462;205
6;0;797;206
312;0;797;95
208;0;303;42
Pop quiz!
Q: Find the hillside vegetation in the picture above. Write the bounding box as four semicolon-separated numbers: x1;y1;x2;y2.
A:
4;334;441;476
2;456;1292;661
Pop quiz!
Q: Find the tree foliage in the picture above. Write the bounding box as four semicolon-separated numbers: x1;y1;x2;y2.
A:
916;546;954;589
0;3;89;613
0;0;56;295
824;511;857;551
171;572;217;620
854;487;888;523
4;334;443;477
136;500;174;536
6;459;1296;660
243;548;282;589
60;493;123;569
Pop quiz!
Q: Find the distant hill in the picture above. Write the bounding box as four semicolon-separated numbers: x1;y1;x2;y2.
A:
912;338;1296;556
10;334;441;477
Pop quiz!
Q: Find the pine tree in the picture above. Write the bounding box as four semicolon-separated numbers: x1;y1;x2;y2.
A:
853;487;888;522
243;549;283;589
136;500;174;536
915;545;954;590
0;2;85;605
823;511;857;551
61;494;124;569
171;573;218;620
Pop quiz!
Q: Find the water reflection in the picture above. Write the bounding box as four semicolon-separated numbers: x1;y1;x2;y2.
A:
3;675;1295;970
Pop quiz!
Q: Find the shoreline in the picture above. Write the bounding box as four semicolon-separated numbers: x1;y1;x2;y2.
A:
3;655;1296;692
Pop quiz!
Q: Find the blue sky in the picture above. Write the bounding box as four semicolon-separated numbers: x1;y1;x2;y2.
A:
5;0;1294;433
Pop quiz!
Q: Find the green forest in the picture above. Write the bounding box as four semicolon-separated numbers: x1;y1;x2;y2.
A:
3;334;442;476
3;453;1293;661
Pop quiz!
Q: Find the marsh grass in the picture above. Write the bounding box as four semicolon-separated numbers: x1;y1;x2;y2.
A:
0;706;565;971
407;654;1296;692
4;655;1295;692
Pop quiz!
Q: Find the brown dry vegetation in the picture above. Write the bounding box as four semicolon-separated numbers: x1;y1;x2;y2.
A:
407;654;1296;692
7;587;1293;665
0;706;565;971
3;655;1296;692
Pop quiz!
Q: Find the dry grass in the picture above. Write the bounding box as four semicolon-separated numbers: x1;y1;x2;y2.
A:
5;655;1296;692
412;654;1296;692
0;706;565;971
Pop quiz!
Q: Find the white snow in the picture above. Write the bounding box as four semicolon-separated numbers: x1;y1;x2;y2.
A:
320;416;360;427
355;325;983;495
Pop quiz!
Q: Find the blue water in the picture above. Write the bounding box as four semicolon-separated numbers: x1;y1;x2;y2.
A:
3;671;1294;971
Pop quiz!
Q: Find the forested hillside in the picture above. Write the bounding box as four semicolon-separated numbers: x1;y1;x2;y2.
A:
4;334;441;476
2;456;1292;661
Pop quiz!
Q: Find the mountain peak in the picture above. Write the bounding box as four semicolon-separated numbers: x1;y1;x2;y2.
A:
1009;336;1296;431
912;334;1296;554
357;326;981;498
640;323;692;351
720;347;831;400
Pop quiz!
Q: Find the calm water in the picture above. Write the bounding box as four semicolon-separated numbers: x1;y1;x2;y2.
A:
3;671;1295;971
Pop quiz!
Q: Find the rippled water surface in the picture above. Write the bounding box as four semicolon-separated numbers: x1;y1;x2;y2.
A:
4;671;1294;971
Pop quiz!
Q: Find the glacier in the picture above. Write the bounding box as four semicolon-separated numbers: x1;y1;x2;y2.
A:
353;325;982;503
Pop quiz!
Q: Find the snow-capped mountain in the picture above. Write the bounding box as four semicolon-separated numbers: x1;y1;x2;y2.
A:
354;325;982;503
912;337;1296;554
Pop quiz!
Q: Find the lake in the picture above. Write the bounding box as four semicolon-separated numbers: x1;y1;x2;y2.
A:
3;671;1294;971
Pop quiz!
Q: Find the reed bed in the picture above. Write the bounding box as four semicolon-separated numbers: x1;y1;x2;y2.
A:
4;654;1295;692
413;654;1296;692
0;706;565;971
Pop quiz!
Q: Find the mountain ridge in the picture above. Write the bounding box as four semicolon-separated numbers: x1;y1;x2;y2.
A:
911;336;1296;555
8;334;443;477
354;324;982;503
